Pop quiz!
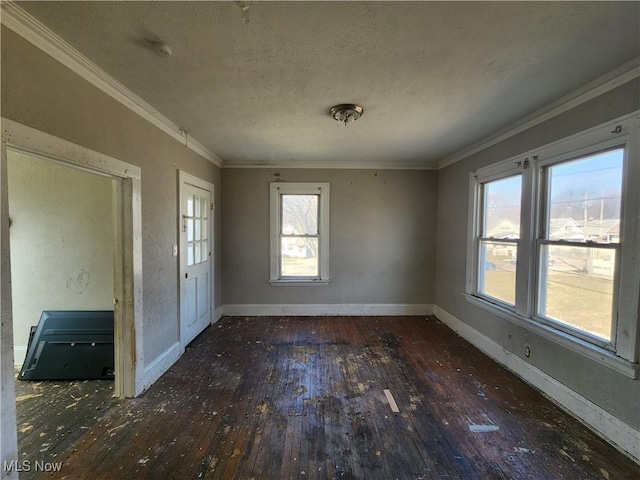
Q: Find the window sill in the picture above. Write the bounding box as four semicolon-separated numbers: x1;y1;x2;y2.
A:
269;280;330;287
465;294;639;379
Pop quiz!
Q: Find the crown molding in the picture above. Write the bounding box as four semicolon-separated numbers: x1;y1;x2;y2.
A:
438;57;640;170
1;1;223;167
222;159;438;170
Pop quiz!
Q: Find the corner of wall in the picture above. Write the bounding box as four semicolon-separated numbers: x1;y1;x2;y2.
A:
141;341;181;394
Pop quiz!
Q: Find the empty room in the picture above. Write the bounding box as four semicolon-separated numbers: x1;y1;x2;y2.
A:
0;2;639;479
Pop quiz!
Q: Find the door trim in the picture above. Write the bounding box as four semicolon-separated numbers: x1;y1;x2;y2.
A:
178;171;215;351
1;118;143;398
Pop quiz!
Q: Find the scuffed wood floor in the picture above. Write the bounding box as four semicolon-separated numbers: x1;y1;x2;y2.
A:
14;374;117;479
31;316;640;479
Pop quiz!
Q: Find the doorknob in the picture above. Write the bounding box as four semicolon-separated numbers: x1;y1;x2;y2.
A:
185;273;188;279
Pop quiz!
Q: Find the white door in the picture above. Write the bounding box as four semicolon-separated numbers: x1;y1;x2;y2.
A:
180;181;212;347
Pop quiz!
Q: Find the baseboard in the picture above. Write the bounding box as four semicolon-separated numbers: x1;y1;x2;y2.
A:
212;306;223;324
141;341;181;391
222;304;434;317
433;305;640;464
13;346;27;367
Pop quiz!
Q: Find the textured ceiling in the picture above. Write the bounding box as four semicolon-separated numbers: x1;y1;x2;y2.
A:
15;1;640;168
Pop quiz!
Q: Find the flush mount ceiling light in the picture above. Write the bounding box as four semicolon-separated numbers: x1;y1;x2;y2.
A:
150;41;172;58
330;104;364;125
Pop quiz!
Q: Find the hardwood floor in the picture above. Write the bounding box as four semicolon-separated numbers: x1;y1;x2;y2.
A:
14;373;117;479
23;316;640;479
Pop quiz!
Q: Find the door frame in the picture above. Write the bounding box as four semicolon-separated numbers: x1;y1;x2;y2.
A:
178;170;214;352
0;119;143;400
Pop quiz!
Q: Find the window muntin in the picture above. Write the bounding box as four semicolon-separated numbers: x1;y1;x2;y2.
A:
186;193;208;267
466;114;640;375
270;183;329;284
536;148;624;344
476;175;522;306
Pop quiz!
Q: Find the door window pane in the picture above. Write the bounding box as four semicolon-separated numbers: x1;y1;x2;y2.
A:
201;198;208;219
187;244;194;267
478;241;517;305
187;219;194;242
281;237;319;277
201;240;208;263
547;149;623;243
187;195;194;217
538;245;614;341
194;242;201;266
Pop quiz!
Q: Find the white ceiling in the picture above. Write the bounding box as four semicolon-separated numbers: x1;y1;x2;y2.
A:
14;1;640;169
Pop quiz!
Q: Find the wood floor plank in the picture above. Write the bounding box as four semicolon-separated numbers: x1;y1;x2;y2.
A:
16;315;640;480
14;376;117;480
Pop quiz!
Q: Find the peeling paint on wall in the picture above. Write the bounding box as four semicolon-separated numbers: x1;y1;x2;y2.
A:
67;269;90;294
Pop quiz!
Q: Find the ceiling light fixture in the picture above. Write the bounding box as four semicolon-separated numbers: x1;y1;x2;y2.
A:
330;104;364;125
150;41;172;58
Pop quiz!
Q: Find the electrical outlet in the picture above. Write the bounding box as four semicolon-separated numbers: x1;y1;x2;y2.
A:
524;345;531;358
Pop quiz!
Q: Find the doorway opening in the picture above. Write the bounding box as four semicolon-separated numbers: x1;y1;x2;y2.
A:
7;150;120;465
1;119;143;471
8;150;115;375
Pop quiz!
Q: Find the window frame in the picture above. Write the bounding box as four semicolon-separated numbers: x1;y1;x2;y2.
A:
534;147;624;350
471;168;523;310
269;182;330;285
465;112;640;378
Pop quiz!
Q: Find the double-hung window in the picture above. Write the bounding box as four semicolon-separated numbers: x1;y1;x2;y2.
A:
475;174;522;307
270;182;330;285
467;113;640;377
537;149;623;344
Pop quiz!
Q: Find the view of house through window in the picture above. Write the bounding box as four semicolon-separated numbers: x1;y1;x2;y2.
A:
281;194;319;277
537;149;623;341
466;116;638;368
478;175;522;305
270;182;329;283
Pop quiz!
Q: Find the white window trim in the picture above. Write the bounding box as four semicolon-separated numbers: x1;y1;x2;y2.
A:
467;165;524;312
466;112;640;378
269;182;330;285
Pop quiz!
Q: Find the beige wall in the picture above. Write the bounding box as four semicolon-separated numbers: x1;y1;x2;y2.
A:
435;79;640;429
2;12;638;466
1;27;222;364
7;151;114;366
222;168;438;306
